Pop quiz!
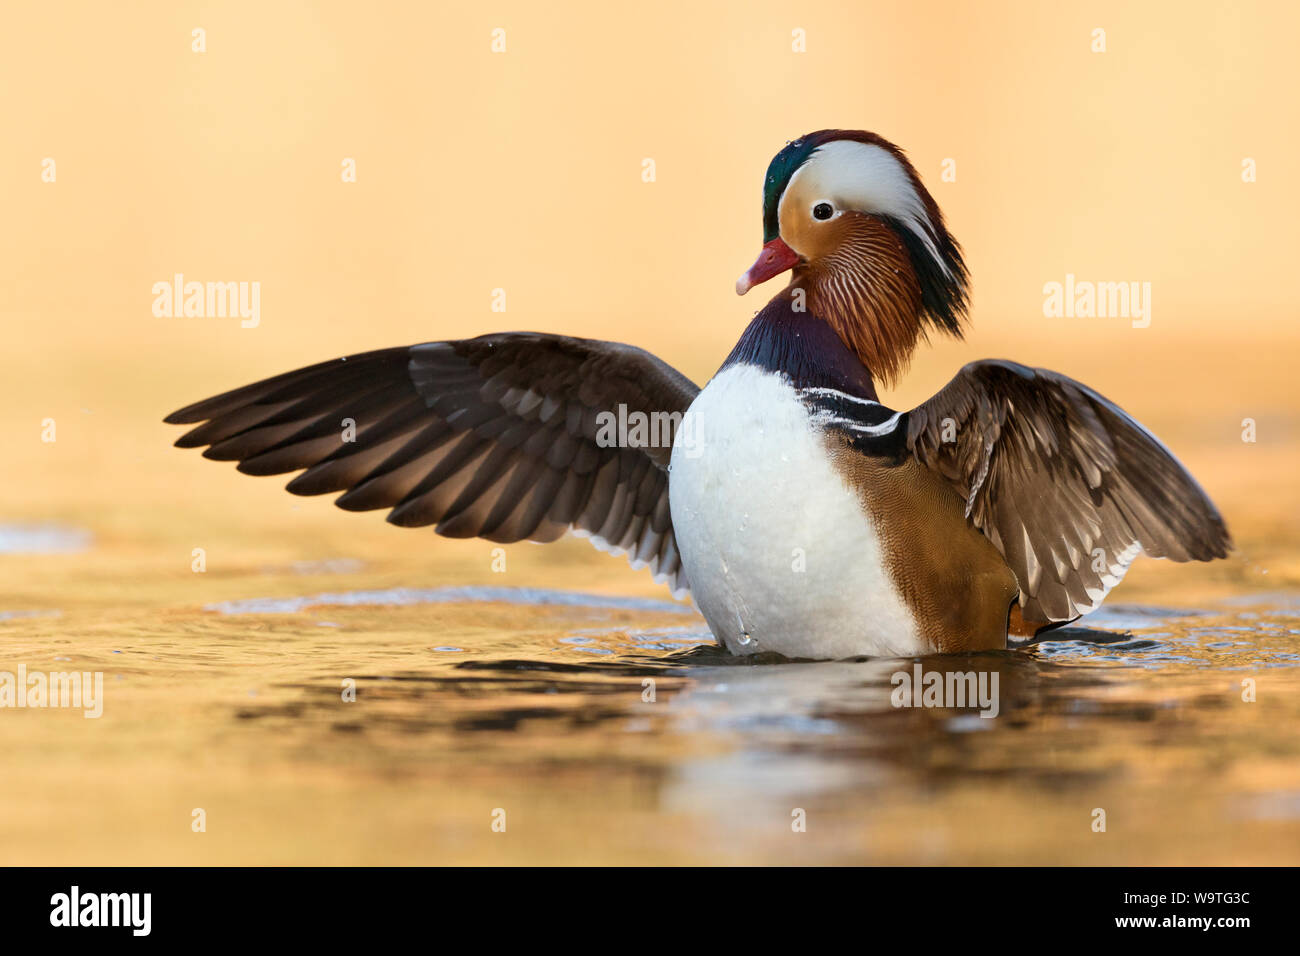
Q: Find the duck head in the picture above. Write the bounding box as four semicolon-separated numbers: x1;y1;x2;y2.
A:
736;130;970;386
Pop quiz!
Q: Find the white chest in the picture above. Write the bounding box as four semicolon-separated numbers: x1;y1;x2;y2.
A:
667;364;922;658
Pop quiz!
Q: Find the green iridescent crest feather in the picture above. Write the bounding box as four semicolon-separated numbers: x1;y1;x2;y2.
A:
761;136;823;241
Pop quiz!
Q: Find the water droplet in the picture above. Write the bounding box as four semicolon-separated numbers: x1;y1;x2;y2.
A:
733;610;756;648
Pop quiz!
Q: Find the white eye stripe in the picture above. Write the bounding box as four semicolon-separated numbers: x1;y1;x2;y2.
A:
786;140;950;278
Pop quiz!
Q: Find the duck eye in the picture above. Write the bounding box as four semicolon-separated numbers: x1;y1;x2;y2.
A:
812;202;834;221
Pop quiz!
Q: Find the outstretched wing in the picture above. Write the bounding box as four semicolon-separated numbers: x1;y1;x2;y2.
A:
906;360;1230;624
165;332;699;597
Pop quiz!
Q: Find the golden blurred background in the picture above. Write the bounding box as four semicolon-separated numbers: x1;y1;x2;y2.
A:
1;0;1299;867
4;0;1298;564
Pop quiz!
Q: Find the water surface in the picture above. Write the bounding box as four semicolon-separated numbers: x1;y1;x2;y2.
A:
3;582;1296;865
